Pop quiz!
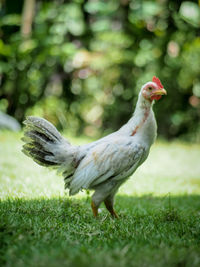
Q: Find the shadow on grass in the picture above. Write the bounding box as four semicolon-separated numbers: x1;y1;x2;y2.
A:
0;195;200;267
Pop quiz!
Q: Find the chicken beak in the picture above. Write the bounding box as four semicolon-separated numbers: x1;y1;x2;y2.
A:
154;88;167;96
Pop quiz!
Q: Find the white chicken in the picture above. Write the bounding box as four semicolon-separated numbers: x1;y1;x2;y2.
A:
22;76;167;218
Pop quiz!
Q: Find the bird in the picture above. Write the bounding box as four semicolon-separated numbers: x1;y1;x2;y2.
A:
22;76;167;218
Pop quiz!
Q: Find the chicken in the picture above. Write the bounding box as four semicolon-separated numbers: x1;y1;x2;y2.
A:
22;76;167;218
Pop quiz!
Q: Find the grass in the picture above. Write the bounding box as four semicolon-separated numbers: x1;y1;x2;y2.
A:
0;131;200;267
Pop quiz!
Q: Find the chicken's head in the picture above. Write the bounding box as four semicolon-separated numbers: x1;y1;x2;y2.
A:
142;76;167;101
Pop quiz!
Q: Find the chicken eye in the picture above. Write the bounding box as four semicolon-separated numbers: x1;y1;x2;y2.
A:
148;87;153;90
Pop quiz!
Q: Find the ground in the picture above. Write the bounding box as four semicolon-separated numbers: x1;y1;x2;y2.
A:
0;132;200;267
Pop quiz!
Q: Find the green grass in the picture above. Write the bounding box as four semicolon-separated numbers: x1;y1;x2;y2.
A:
0;132;200;267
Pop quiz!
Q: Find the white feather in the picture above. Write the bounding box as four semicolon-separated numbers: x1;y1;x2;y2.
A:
69;138;145;195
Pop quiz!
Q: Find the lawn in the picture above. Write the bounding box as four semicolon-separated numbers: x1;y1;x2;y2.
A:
0;132;200;267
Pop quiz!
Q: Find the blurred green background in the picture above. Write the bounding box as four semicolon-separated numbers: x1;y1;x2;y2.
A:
0;0;200;141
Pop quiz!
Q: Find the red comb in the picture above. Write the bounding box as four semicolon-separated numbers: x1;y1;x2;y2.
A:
152;76;163;88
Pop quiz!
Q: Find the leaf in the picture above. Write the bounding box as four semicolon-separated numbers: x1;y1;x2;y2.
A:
179;1;200;28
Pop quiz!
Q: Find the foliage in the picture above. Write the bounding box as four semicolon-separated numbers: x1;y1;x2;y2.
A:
0;132;200;266
0;0;200;140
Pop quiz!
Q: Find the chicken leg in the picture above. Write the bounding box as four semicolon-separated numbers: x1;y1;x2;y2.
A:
91;200;98;217
104;195;118;218
91;199;118;218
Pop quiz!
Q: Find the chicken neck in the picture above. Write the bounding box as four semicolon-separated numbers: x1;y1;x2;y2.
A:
130;93;152;136
119;92;156;144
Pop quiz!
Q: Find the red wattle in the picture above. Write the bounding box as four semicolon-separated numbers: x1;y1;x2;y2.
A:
151;95;162;101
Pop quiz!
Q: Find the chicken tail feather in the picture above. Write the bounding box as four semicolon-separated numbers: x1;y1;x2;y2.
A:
21;116;78;175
